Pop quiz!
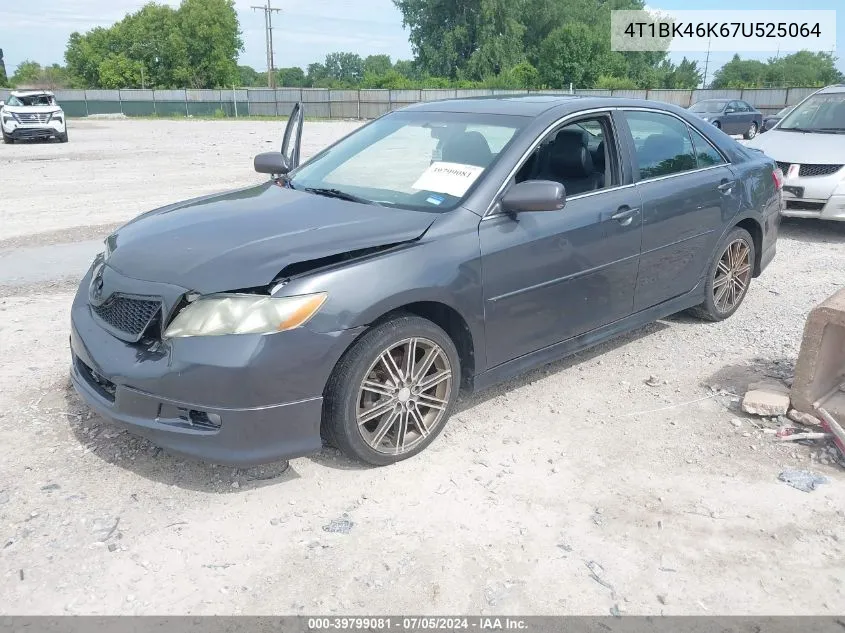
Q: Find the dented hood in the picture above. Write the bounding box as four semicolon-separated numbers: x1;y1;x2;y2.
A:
106;182;436;294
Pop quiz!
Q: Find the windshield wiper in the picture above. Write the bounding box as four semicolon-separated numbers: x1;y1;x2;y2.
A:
813;128;845;134
303;187;380;206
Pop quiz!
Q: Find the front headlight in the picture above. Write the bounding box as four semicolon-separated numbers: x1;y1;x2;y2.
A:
163;292;327;338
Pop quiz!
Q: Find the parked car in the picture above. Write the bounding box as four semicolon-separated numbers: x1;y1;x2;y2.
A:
746;84;845;222
688;99;763;139
70;96;782;466
1;90;68;143
762;106;794;132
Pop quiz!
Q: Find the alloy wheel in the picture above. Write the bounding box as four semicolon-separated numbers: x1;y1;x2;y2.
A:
356;337;453;455
713;238;752;314
747;122;758;138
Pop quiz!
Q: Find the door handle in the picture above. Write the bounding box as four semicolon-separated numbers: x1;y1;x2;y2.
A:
611;207;639;226
717;180;735;194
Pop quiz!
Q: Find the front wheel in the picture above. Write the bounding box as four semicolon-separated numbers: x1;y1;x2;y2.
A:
57;131;68;143
712;120;721;129
743;121;758;140
323;314;460;466
690;227;755;322
2;132;13;144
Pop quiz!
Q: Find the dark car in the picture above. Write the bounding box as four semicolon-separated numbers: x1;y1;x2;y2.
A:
761;105;795;132
70;96;782;467
688;99;763;139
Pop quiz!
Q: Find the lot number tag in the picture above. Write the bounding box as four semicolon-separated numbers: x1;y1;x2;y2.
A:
413;162;485;198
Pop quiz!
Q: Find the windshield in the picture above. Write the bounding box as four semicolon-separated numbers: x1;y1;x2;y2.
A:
690;100;727;113
289;111;525;211
6;94;56;107
778;93;845;132
776;106;793;117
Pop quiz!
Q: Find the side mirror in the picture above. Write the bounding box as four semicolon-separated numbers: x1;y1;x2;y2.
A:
501;180;566;213
254;152;290;175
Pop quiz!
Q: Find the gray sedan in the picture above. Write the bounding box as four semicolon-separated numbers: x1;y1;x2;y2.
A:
689;99;763;139
70;96;782;466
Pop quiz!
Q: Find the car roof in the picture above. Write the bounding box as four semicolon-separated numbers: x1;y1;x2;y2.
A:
10;90;55;97
816;84;845;94
402;94;692;117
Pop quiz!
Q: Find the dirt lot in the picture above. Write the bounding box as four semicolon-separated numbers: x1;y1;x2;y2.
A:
1;119;845;615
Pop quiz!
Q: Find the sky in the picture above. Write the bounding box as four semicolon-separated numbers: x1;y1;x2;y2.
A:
0;0;842;81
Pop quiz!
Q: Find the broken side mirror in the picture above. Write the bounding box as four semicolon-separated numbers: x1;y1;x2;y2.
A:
501;180;567;214
254;152;290;176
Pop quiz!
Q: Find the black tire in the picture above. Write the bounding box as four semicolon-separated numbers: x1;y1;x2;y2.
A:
712;120;721;129
57;131;68;143
690;226;755;322
323;313;461;466
743;121;758;140
2;133;13;144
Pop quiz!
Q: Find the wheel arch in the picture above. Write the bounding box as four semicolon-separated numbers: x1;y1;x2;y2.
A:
734;217;763;276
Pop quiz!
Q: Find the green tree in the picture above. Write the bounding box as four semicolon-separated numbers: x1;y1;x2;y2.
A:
537;23;611;88
64;0;242;88
238;65;264;86
595;75;638;89
306;62;328;86
710;55;768;88
765;51;844;87
324;52;364;83
10;60;44;87
659;57;702;89
277;67;305;87
363;54;392;76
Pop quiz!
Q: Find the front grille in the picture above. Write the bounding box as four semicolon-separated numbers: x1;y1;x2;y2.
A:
91;295;161;340
775;161;791;173
799;163;843;177
14;128;52;139
15;112;50;124
785;200;826;212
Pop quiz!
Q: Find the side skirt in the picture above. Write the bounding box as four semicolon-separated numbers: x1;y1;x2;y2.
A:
472;280;707;393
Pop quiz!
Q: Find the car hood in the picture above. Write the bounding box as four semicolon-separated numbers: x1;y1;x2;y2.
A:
106;182;438;294
745;129;845;163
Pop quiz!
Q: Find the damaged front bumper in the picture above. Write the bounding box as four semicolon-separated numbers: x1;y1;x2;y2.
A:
69;266;364;465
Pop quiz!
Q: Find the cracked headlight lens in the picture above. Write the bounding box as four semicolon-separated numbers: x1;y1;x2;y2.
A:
163;292;327;338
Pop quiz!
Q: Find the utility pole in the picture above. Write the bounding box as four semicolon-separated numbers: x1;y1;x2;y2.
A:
252;1;281;88
702;38;711;88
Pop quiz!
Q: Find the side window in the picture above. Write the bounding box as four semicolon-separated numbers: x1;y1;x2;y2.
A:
623;111;696;180
688;126;727;168
514;114;619;196
727;101;740;112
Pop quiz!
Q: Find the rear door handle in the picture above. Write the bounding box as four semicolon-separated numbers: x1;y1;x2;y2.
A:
718;180;735;194
610;206;640;226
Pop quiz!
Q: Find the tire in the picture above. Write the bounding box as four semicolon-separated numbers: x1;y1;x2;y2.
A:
690;226;755;322
57;131;68;143
712;120;721;129
2;133;13;144
743;121;758;140
323;313;461;466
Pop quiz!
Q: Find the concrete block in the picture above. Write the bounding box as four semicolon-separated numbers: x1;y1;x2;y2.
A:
742;388;790;416
791;288;845;420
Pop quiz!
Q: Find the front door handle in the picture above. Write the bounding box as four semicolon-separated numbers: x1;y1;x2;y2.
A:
718;180;735;194
611;206;640;226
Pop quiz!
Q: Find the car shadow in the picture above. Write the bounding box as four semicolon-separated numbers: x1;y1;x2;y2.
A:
63;319;672;481
779;217;845;244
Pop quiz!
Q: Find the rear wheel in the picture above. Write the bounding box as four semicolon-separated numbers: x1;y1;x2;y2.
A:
743;121;758;140
690;227;755;322
712;120;721;129
323;314;460;466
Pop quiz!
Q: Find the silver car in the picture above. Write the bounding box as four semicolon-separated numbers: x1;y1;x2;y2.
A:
746;84;845;221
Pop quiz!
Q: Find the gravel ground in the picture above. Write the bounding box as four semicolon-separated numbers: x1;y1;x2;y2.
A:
1;119;845;616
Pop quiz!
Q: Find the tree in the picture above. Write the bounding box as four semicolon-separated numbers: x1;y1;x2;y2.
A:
324;52;364;84
277;67;305;87
660;57;702;89
711;55;768;88
10;60;44;87
64;0;242;88
306;62;328;86
509;62;540;89
363;54;392;76
238;65;264;86
595;75;638;89
765;51;844;87
537;24;611;88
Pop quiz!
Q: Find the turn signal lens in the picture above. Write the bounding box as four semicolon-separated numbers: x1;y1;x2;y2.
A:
772;168;784;191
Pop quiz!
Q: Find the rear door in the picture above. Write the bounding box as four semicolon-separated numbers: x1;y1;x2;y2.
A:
619;109;738;311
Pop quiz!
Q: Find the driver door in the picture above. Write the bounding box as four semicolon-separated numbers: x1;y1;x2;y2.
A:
282;102;304;170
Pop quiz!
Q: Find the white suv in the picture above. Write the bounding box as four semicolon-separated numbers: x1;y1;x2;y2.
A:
746;84;845;222
1;90;68;144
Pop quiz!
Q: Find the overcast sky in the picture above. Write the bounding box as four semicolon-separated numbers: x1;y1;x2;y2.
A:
0;0;841;79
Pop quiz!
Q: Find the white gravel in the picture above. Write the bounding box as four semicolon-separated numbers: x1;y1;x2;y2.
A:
1;119;845;615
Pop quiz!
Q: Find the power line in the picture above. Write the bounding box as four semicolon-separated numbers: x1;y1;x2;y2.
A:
252;1;282;88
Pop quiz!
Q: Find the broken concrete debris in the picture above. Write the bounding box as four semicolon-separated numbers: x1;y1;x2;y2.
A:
742;382;791;417
816;407;845;462
787;409;823;428
778;469;829;493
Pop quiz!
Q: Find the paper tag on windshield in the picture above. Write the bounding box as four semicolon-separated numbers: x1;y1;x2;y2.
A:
412;162;485;198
